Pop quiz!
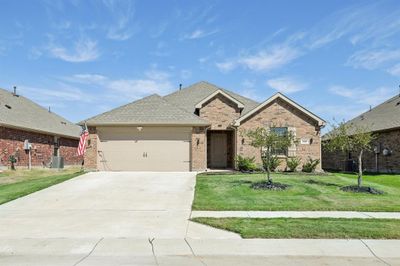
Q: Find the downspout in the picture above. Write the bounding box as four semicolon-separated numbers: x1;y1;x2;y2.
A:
230;120;240;171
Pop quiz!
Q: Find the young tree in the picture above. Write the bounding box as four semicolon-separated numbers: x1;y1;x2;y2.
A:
245;127;295;183
324;122;375;187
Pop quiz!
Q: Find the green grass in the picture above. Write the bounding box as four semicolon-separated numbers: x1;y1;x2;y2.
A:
192;217;400;239
192;172;400;211
0;168;84;205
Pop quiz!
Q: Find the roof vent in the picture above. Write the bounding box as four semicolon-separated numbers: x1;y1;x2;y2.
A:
12;86;19;97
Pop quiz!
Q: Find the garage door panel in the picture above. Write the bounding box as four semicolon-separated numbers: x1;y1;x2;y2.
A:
97;127;191;171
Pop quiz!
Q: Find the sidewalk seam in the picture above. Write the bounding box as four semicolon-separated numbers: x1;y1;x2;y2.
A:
73;237;103;266
360;239;391;266
148;237;159;266
185;238;207;266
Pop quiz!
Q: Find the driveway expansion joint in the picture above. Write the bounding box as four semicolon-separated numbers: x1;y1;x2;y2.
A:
148;237;159;266
185;238;207;266
73;237;103;266
360;239;391;266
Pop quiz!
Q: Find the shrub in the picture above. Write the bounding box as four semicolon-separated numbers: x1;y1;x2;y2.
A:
236;155;258;171
8;155;17;170
262;155;281;172
287;157;301;172
302;157;320;173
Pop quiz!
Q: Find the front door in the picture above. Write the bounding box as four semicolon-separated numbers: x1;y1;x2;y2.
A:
210;133;227;168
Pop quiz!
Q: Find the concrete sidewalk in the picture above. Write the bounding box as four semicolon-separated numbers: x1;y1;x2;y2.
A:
1;238;399;265
191;211;400;219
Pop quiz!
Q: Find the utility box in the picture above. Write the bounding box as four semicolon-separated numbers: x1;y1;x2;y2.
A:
51;156;64;169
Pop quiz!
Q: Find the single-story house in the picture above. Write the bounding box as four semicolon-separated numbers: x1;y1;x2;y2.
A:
322;94;400;173
0;87;82;168
82;81;326;172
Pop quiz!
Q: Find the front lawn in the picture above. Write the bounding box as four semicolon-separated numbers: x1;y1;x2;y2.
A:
192;217;400;239
0;168;84;205
192;172;400;211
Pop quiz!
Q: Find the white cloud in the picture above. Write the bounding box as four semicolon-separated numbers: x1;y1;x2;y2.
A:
347;49;400;70
103;0;136;41
48;38;99;62
240;45;301;71
183;29;218;40
329;85;396;106
387;64;400;77
216;45;301;73
65;69;174;98
267;77;307;94
19;84;94;104
216;61;237;72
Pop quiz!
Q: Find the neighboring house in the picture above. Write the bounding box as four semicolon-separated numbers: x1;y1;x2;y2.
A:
322;94;400;173
82;81;325;172
0;88;82;168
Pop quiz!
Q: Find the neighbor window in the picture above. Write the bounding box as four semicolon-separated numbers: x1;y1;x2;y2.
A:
270;127;288;156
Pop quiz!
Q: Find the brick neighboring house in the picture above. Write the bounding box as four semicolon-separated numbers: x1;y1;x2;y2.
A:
322;94;400;173
81;81;326;172
0;88;82;169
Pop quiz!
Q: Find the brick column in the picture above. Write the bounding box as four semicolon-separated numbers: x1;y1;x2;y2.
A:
84;126;98;170
191;126;207;171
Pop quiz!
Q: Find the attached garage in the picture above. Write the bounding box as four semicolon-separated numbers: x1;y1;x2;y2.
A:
97;126;192;171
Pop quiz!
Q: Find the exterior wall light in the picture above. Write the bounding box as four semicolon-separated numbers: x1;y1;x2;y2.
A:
383;148;391;156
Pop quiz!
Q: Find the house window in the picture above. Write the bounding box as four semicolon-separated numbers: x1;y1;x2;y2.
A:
271;127;288;156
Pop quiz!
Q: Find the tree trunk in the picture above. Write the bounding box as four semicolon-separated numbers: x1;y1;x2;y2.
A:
358;150;363;188
266;148;272;183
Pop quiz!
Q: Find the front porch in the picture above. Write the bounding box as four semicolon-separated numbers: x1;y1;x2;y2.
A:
207;130;235;169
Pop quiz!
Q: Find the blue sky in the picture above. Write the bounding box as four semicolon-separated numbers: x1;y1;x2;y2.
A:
1;0;400;127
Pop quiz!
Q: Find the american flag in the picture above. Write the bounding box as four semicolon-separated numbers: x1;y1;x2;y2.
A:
77;125;89;156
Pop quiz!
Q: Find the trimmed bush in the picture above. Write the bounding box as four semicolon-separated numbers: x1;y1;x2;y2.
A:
262;155;281;172
302;157;320;173
287;157;301;172
236;155;258;171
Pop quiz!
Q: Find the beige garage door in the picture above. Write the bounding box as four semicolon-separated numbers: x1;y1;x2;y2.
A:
97;126;191;171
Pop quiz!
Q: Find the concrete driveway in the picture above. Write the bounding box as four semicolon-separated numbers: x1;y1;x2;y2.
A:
0;171;206;239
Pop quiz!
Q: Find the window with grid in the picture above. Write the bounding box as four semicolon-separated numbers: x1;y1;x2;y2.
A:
271;127;288;156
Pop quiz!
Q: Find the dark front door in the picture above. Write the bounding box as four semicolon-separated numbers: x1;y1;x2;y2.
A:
209;132;228;168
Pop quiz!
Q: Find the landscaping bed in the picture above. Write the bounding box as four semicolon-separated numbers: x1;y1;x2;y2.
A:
192;217;400;239
192;172;400;211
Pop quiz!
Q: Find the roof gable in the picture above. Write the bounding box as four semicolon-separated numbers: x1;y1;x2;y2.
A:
0;88;80;138
163;81;259;116
83;94;209;126
194;89;245;109
234;92;326;126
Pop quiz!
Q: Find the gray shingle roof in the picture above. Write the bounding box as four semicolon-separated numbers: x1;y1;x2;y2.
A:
83;94;209;126
0;88;81;139
163;81;259;116
344;94;400;132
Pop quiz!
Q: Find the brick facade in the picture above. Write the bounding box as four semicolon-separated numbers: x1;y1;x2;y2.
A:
0;126;81;168
322;129;400;173
236;98;322;171
199;94;241;130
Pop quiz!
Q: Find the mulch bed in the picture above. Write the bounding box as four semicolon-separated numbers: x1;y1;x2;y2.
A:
251;181;290;191
341;185;384;195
